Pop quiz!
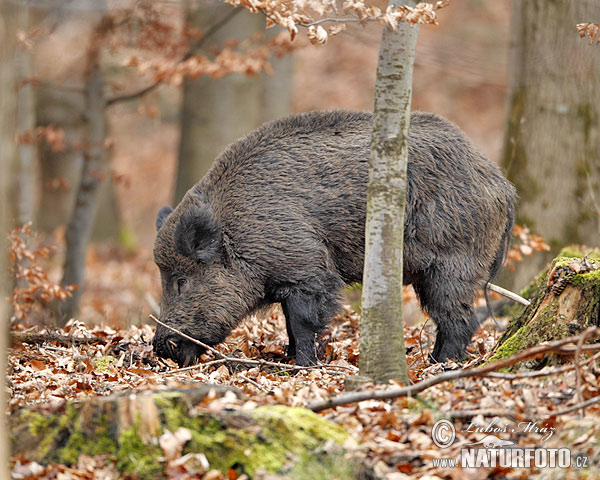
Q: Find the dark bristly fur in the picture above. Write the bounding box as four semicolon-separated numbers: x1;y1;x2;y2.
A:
152;110;517;367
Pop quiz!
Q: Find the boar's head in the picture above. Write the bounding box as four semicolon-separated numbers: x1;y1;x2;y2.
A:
152;193;251;367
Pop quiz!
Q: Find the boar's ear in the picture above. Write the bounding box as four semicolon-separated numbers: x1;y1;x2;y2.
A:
156;206;173;231
174;204;221;263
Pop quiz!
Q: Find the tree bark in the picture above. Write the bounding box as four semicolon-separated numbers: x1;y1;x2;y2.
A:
57;28;106;324
14;6;36;226
35;10;120;241
174;4;293;203
502;0;600;290
359;1;418;384
0;0;17;474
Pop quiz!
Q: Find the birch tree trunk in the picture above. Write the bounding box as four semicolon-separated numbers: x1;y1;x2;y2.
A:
57;27;106;324
359;0;419;384
0;0;16;472
502;0;600;290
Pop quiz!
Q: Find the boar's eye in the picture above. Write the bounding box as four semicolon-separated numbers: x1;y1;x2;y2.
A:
176;277;188;296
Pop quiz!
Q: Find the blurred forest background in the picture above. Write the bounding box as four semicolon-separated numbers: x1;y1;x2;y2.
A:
1;0;598;330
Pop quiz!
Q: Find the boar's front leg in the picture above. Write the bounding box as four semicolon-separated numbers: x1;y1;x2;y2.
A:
281;289;332;366
283;313;297;358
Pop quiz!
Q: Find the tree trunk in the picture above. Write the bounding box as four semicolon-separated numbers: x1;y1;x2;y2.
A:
14;6;36;226
359;1;419;384
57;30;106;324
36;85;86;233
0;0;17;473
10;386;351;479
489;247;600;365
174;4;293;203
502;0;600;290
35;11;120;241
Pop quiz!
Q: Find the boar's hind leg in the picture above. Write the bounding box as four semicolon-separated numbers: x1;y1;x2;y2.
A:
413;273;479;363
281;289;339;366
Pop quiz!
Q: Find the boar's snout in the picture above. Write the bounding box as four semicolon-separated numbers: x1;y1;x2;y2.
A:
152;325;206;368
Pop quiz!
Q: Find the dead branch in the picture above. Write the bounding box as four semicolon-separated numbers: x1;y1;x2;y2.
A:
575;328;595;415
307;327;599;412
548;396;600;418
488;350;600;379
488;282;530;306
11;331;103;347
447;409;516;420
105;7;242;106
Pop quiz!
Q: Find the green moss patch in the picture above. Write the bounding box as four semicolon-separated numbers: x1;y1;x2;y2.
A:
11;389;353;479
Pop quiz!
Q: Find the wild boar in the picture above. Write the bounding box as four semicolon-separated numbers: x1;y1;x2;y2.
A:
152;110;516;367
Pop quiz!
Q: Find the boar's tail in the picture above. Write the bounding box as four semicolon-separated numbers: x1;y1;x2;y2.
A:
483;214;514;322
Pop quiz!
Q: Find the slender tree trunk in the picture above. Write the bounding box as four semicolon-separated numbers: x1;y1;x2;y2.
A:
14;6;36;226
35;11;119;241
359;1;419;384
0;0;16;473
502;0;600;290
36;85;86;232
57;31;106;325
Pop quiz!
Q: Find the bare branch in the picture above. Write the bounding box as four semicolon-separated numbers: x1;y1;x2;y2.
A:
488;282;530;306
11;331;103;347
548;396;600;418
488;350;600;379
307;327;599;412
105;7;243;107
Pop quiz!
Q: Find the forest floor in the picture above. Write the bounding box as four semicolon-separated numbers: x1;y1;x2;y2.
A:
8;247;600;479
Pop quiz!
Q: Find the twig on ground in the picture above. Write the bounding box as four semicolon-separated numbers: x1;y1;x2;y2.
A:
548;396;600;418
11;331;104;347
307;327;599;412
447;409;516;420
488;350;600;379
238;373;269;392
575;328;595;416
149;314;357;373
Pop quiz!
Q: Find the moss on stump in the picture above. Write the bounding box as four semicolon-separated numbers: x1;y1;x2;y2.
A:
489;246;600;367
10;385;353;479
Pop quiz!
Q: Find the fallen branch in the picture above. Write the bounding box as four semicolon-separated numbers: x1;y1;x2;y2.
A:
488;350;600;379
307;327;599;412
149;314;358;374
447;409;516;420
548;396;600;418
488;283;530;306
11;331;103;347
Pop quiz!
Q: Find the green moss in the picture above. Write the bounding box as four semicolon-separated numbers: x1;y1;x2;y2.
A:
13;391;352;478
289;451;358;480
488;301;566;365
154;398;349;477
57;411;118;465
94;356;117;372
117;423;163;478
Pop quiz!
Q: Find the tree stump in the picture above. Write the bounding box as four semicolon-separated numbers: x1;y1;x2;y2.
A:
490;246;600;366
10;385;353;479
